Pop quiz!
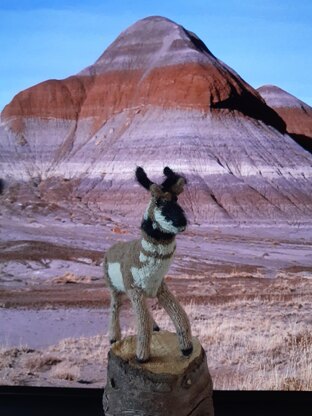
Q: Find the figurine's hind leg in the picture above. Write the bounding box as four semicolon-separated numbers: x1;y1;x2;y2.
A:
108;289;122;344
157;282;193;356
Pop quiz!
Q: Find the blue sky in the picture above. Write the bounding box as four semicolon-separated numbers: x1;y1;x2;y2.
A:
0;0;311;112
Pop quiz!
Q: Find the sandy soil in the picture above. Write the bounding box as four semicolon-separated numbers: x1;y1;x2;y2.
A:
0;207;312;390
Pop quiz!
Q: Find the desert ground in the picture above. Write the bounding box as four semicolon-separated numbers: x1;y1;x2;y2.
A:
0;202;311;390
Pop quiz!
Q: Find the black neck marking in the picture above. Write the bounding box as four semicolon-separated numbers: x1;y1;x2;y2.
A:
141;218;175;242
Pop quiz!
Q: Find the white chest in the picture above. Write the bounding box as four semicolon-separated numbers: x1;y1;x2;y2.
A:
131;256;172;297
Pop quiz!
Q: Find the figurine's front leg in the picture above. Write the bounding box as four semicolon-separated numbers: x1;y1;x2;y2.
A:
157;282;193;356
128;288;153;363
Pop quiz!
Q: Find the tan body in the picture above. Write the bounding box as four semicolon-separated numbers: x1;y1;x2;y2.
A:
104;231;176;297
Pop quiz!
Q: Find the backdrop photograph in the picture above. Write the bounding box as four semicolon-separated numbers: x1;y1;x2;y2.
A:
0;0;311;392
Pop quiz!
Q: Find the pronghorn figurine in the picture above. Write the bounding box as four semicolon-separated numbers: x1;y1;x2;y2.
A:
104;166;193;362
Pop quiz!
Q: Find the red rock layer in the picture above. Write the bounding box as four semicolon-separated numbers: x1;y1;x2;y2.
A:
2;76;94;121
269;107;312;138
3;62;284;135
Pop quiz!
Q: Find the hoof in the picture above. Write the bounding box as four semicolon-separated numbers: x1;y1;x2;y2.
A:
110;339;117;345
136;356;150;364
181;345;193;357
153;324;160;332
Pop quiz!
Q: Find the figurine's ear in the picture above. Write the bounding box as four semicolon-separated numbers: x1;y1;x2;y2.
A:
161;166;187;195
135;166;153;191
171;177;186;195
163;166;175;177
150;184;163;198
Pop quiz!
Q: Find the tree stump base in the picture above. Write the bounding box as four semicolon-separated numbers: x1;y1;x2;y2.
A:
103;330;214;415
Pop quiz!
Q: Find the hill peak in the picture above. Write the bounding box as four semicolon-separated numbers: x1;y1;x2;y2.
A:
80;15;216;76
258;85;311;110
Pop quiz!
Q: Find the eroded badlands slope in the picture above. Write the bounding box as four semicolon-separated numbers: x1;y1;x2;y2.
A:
1;16;312;222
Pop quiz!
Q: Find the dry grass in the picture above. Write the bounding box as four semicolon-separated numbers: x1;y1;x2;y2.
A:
25;355;62;371
1;291;311;390
50;362;81;381
151;295;312;390
0;335;110;387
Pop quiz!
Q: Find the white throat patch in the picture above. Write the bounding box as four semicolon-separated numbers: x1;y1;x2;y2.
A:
154;208;179;234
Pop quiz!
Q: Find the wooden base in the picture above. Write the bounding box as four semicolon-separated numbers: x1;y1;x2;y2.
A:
103;331;214;415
